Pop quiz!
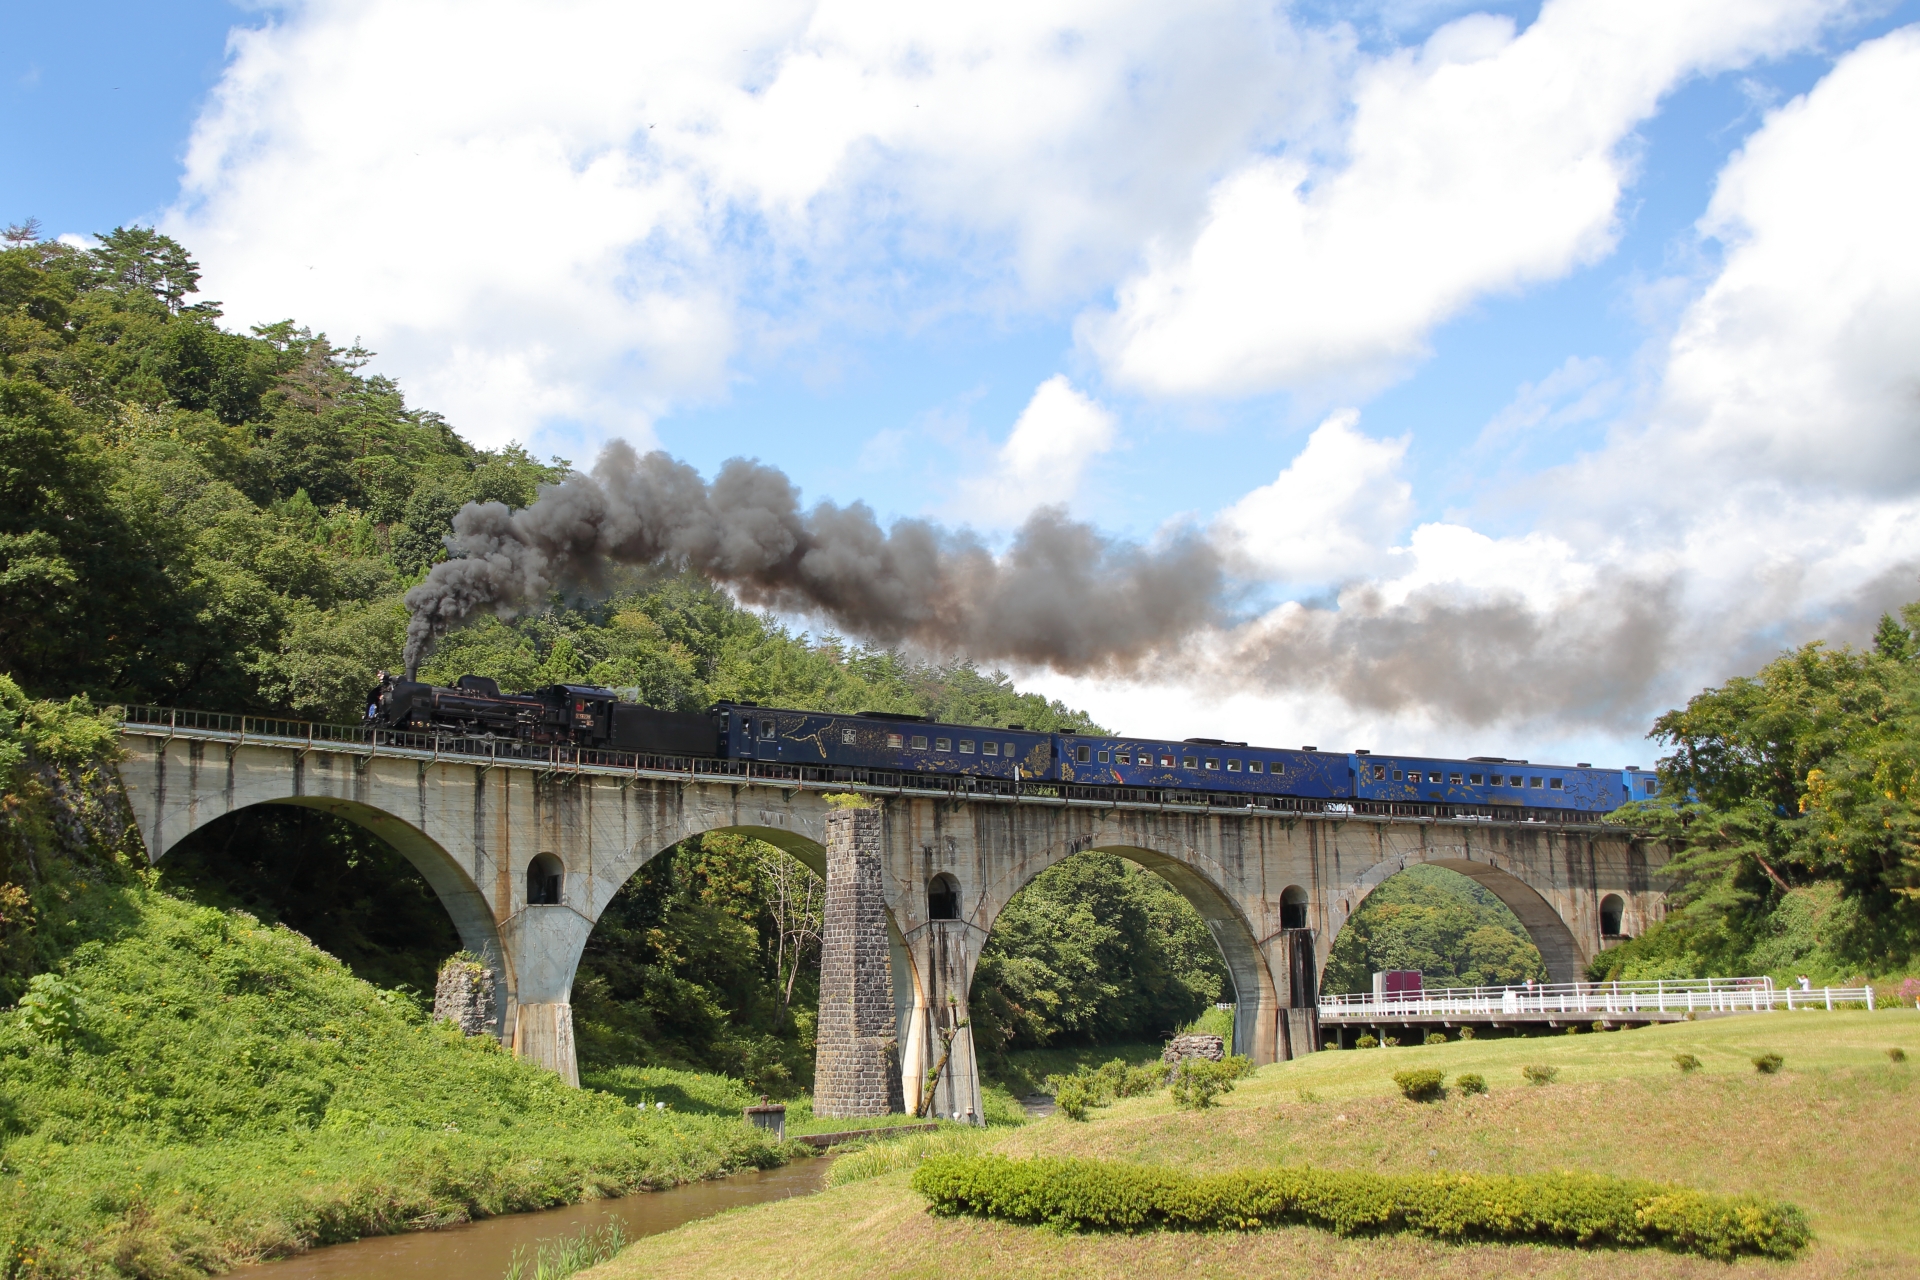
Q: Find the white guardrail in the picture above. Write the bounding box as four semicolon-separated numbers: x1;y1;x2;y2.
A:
1319;977;1876;1019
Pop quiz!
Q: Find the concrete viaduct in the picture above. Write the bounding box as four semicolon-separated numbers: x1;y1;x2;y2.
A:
113;710;1667;1119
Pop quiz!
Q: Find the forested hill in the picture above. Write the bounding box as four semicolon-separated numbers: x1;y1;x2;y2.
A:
0;225;1097;732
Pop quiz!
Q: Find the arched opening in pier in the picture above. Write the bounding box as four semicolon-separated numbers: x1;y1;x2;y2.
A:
928;873;962;921
966;850;1240;1092
569;827;831;1099
527;852;566;906
1600;892;1627;940
158;803;465;1000
1323;864;1548;996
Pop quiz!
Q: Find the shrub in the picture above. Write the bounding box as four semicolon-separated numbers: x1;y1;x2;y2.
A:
1566;1025;1581;1035
1522;1064;1559;1086
1423;1032;1446;1046
910;1155;1809;1260
1169;1057;1241;1110
1673;1053;1702;1074
16;973;82;1048
1752;1053;1784;1075
1381;1036;1400;1048
1592;1020;1607;1033
1054;1077;1094;1121
1044;1058;1169;1122
1393;1068;1445;1102
1355;1033;1378;1049
1456;1025;1475;1040
1454;1073;1487;1096
1886;1047;1907;1063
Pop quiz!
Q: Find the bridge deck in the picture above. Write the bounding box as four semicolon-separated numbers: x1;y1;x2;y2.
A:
118;706;1623;830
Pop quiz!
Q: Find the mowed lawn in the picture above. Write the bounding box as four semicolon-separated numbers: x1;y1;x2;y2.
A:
583;1011;1920;1279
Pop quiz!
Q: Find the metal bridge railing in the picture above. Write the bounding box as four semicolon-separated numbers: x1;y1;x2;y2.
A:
117;705;1615;824
1320;976;1877;1019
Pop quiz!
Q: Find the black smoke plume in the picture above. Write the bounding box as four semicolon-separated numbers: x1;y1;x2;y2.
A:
402;443;1225;679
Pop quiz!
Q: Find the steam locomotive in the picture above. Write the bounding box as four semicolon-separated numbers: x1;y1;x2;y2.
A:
366;673;1660;817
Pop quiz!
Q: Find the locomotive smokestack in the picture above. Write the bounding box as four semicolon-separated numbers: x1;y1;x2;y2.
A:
401;443;1224;679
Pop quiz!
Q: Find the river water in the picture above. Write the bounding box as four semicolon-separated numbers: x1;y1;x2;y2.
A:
233;1158;834;1280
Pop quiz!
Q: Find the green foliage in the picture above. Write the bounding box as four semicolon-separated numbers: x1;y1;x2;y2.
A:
1168;1056;1247;1110
1391;1068;1445;1101
1324;864;1547;994
1453;1072;1486;1096
15;972;81;1047
1423;1031;1446;1046
1522;1064;1559;1086
1596;606;1920;981
1674;1053;1703;1074
1181;1004;1233;1040
0;882;780;1275
1355;1033;1378;1049
570;831;820;1096
1455;1025;1475;1040
909;1154;1810;1259
1888;1047;1908;1063
969;853;1227;1061
1753;1053;1784;1074
502;1223;629;1280
820;792;876;809
1045;1057;1171;1121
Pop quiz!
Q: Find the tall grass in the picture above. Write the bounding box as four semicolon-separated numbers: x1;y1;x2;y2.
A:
502;1222;630;1280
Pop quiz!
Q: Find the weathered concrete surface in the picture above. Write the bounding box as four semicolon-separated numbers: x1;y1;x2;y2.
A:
115;726;1666;1107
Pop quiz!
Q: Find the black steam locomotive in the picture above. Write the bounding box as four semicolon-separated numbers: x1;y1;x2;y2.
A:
366;673;718;756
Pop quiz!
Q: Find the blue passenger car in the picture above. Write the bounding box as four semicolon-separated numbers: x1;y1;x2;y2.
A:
1051;733;1353;799
1350;754;1629;814
715;704;1053;780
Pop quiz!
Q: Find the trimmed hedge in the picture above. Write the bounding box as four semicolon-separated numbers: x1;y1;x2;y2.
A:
911;1155;1809;1260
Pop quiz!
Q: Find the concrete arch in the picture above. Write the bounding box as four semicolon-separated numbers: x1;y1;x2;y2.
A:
953;839;1273;1062
147;795;510;1035
1330;851;1585;984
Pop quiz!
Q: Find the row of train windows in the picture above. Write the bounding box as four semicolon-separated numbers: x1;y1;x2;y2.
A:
876;730;1019;757
1071;744;1283;774
1367;763;1562;790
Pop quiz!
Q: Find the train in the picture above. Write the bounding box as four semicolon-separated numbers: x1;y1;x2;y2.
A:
366;672;1661;817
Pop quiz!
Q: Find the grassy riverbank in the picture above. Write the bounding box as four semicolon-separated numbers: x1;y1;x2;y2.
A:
0;883;784;1278
583;1011;1920;1279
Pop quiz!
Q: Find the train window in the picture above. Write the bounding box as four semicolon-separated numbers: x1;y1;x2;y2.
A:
1449;772;1462;784
935;737;951;751
1182;755;1198;769
841;728;856;744
1227;759;1241;772
1204;758;1219;770
1509;776;1523;787
1529;776;1542;788
1469;773;1483;785
982;741;998;756
1249;760;1263;773
1097;750;1109;763
888;733;904;748
1075;745;1090;763
1372;764;1385;780
1549;777;1563;789
759;718;776;740
1159;753;1175;767
1004;742;1015;758
912;735;929;750
1428;772;1442;783
1647;779;1661;794
959;740;975;753
1393;769;1403;781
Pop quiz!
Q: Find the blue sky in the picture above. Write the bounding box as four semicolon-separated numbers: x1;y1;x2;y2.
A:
8;0;1920;764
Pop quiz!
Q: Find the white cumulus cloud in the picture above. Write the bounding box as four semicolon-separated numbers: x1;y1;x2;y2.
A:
1215;410;1410;584
1086;0;1849;399
961;375;1117;522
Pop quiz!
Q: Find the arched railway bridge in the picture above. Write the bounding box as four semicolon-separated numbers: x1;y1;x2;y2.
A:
113;707;1667;1121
